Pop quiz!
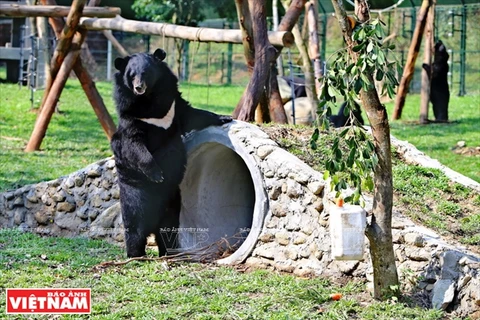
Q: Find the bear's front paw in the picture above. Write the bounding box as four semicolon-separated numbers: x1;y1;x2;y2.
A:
218;115;233;124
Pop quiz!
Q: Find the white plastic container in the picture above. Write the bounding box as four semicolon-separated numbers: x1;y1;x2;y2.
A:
330;203;367;260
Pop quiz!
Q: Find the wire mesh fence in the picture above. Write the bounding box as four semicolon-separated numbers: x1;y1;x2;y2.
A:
0;5;479;95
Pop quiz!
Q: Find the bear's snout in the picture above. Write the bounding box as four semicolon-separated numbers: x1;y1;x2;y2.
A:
132;76;147;95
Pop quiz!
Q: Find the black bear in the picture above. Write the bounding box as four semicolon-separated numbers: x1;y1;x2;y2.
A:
329;101;365;127
111;48;231;257
422;40;450;122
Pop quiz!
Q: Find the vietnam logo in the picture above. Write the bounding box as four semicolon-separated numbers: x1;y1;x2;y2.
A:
6;288;91;314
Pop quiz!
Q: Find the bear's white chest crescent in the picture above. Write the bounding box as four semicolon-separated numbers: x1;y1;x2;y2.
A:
136;101;175;129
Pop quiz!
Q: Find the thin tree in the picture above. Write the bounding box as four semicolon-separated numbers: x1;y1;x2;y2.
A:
317;0;400;299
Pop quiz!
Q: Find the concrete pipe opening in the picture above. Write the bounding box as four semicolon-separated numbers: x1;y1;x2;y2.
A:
179;123;268;265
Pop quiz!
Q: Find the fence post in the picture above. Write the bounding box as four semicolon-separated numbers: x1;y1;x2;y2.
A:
107;39;112;81
227;42;233;85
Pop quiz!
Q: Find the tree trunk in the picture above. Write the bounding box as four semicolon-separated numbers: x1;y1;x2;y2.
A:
267;0;307;124
331;0;399;300
392;0;431;120
281;0;318;120
420;0;435;124
234;0;277;121
0;4;120;18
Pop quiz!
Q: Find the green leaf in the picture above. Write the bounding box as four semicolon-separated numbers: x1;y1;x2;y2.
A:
352;42;365;52
376;69;384;81
366;41;374;53
323;170;330;180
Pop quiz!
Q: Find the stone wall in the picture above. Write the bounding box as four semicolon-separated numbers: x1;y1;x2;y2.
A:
0;122;478;317
0;158;124;242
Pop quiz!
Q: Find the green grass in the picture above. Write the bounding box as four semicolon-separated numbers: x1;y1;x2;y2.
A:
385;94;480;182
0;229;444;319
0;81;243;192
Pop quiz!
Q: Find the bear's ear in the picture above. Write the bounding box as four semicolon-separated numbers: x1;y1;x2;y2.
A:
153;49;167;62
114;57;129;71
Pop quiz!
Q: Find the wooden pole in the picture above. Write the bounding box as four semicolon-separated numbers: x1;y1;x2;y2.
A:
267;0;307;124
39;0;87;112
392;0;431;120
80;15;294;48
306;0;321;98
102;29;129;57
419;1;435;124
0;4;120;18
25;31;86;152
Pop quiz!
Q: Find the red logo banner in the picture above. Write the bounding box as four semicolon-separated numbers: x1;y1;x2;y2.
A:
6;288;91;314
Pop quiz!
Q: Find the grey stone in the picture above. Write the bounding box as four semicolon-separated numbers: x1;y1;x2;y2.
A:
271;203;287;217
293;234;307;245
92;204;121;229
87;165;102;178
56;201;76;213
404;232;425;247
88;210;99;221
432;279;456;310
25;189;38;203
441;251;461;280
253;243;277;260
41;194;52;206
259;233;274;243
74;174;85;187
256;145;275;160
275;231;290;246
13;196;24;207
111;187;120;200
52;190;67;203
54;212;82;231
90;195;103;208
76;206;89;220
307;181;324;195
13;208;26;225
404;247;430;261
106;159;116;169
64;177;75;189
34;210;52;225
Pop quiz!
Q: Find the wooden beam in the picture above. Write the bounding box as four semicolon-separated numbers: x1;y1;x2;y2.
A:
0;4;120;18
80;15;295;48
25;31;86;152
39;0;87;112
392;0;431;120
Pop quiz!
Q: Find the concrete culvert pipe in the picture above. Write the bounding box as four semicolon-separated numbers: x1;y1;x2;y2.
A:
178;121;269;265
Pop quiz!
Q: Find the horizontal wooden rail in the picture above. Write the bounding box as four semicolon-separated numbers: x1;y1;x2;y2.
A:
80;16;294;48
0;4;120;18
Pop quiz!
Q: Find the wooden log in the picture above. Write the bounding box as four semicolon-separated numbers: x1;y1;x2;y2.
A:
392;0;431;120
52;0;116;137
420;1;435;124
39;0;87;112
306;0;321;99
0;4;120;18
102;30;129;57
80;15;294;48
25;31;85;152
73;58;117;139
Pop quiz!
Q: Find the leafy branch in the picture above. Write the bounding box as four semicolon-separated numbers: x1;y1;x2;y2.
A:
311;17;400;205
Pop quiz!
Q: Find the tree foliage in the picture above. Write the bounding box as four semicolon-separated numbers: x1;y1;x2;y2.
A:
132;0;236;25
311;17;400;205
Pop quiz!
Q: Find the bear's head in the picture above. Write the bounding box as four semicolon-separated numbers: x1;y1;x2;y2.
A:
434;40;449;65
114;48;176;96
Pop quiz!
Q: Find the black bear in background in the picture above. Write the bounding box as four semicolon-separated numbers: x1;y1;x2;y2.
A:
329;101;365;127
422;40;450;122
111;48;231;257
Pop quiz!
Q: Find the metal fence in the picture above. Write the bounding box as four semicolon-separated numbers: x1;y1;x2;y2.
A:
1;4;479;96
